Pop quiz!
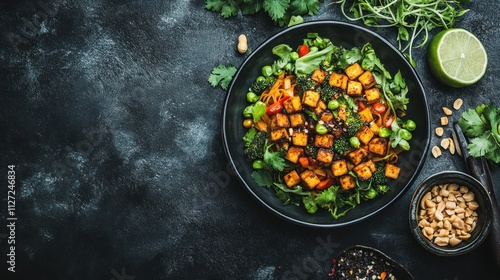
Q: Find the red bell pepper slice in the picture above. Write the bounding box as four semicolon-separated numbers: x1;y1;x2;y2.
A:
372;102;387;114
266;96;291;115
316;178;335;190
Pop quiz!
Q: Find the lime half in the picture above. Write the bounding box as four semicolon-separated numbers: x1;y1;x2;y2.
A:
428;28;488;88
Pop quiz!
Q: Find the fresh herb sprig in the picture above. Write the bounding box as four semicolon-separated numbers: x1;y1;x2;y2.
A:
205;0;324;27
332;0;470;66
458;103;500;164
208;64;237;90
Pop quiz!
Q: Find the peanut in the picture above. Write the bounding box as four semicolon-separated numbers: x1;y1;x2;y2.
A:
417;183;479;247
237;34;248;54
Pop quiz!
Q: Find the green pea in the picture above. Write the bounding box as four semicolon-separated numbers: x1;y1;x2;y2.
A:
243;105;253;118
350;136;361;148
290;52;299;61
315;123;328;135
246;91;259;103
399;129;412;141
273;68;283;76
261;65;273;77
309;46;319;54
327;99;340;111
403;119;416;131
252;159;265;170
255;76;266;83
378;127;391;138
364;188;378;200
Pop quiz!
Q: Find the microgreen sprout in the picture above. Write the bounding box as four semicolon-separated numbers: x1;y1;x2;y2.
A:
332;0;469;66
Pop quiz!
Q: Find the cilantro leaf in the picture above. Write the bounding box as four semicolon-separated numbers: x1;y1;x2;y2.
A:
205;0;239;18
208;64;237;90
467;134;493;158
459;103;500;164
314;187;336;208
290;0;323;16
263;0;290;21
458;107;488;137
263;142;286;171
251;170;274;188
240;0;263;15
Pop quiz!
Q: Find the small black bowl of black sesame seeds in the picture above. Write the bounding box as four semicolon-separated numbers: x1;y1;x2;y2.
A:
329;245;413;280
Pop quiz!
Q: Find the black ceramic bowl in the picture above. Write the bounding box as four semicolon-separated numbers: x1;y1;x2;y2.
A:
332;245;413;279
222;20;430;227
409;171;493;256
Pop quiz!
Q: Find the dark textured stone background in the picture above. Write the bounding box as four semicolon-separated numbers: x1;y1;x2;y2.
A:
1;0;499;279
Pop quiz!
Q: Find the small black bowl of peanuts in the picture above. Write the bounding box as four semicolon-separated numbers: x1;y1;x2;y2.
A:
409;171;493;256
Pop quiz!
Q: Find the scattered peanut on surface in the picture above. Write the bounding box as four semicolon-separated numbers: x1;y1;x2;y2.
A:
442;107;453;116
453;98;463;110
431;98;465;158
440;138;450;150
237;34;248;54
435;127;444;137
417;183;479;247
432;146;442;158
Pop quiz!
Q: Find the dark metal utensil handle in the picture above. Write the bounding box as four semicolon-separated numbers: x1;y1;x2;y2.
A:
466;156;500;267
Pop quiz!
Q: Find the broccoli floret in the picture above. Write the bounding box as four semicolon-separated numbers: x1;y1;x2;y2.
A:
375;184;390;195
296;74;316;92
332;136;350;155
244;130;269;160
345;111;363;136
320;76;342;103
320;57;335;72
305;143;319;158
372;163;388;185
250;76;276;94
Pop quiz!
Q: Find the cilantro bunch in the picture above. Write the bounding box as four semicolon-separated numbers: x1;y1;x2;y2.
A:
458;103;500;164
205;0;324;27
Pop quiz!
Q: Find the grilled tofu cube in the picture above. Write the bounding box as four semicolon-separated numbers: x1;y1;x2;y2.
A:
270;128;289;142
316;148;334;166
347;81;363;97
314;134;334;148
364;87;381;104
358;70;377;89
353;162;373;181
285;146;304;164
337;105;347;121
365;160;376;173
384;163;401;179
289;113;305;127
348;147;369;165
344;63;364;80
271;113;290;129
302;90;321;108
284;96;302;113
368;137;388;156
355;126;375;145
369;122;381;134
300;170;321;189
313;100;327;115
284;170;301;187
339;174;356;190
311;69;327;83
358;107;374;123
331;159;348;177
329;72;349;89
320;111;334;122
292;131;308;147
